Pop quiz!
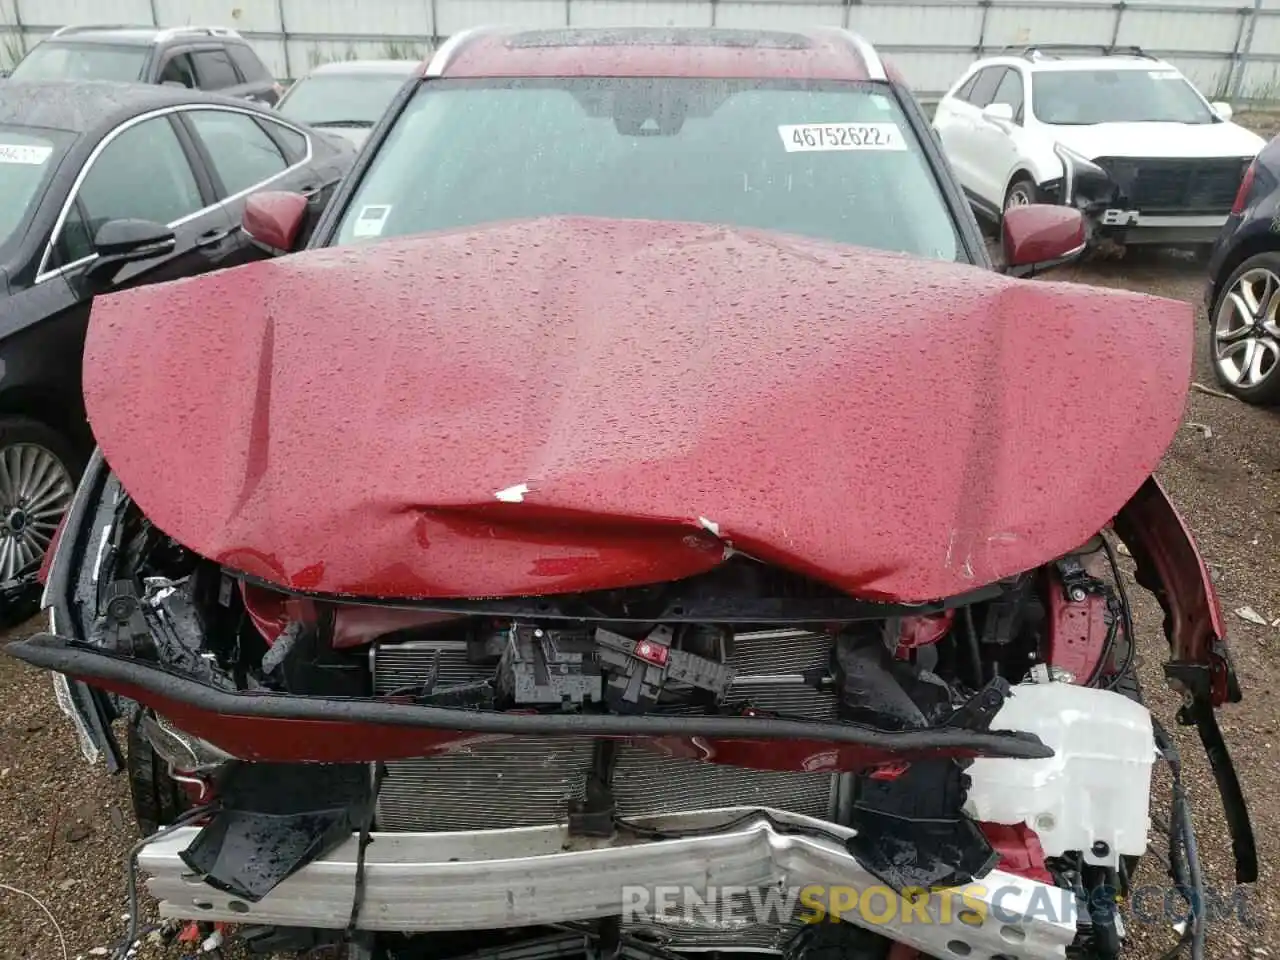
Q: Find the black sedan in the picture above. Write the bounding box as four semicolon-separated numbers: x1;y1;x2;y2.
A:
0;80;355;618
1205;133;1280;404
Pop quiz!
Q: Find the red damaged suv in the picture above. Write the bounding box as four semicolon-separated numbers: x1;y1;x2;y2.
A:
9;26;1254;960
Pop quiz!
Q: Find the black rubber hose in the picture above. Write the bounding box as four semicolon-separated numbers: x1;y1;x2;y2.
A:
6;634;1053;760
1153;718;1207;960
116;804;220;960
1101;536;1137;689
962;605;984;688
1174;780;1207;960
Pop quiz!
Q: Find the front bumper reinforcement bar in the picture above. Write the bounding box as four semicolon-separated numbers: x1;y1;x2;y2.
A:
139;809;1077;960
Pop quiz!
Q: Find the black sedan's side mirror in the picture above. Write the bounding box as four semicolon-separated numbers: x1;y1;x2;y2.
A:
87;219;176;284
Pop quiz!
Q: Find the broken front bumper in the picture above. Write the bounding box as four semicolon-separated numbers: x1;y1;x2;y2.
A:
1088;213;1228;248
141;808;1077;959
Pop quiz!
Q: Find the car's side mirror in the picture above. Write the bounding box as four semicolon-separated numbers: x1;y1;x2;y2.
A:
1001;204;1086;278
87;219;176;283
1210;101;1234;122
243;191;308;255
982;102;1015;124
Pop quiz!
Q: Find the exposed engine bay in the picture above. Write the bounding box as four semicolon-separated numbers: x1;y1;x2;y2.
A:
3;458;1256;960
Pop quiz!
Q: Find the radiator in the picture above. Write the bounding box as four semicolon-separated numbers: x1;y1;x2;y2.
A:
370;628;840;833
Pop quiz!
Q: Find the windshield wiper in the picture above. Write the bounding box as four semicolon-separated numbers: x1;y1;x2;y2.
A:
310;119;376;128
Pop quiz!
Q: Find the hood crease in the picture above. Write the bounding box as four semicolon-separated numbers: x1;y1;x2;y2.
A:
82;216;1193;602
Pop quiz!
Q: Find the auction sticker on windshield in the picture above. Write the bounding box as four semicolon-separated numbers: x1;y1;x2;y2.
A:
0;143;52;165
352;204;392;238
779;123;905;153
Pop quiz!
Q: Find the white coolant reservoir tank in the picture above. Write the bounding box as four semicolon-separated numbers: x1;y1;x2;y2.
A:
964;681;1156;868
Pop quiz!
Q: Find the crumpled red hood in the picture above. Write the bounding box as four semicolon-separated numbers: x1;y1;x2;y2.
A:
83;217;1191;602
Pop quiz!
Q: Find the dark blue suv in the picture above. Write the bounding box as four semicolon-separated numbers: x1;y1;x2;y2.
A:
1205;133;1280;405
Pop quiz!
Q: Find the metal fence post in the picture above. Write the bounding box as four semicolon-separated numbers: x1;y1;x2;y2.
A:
1230;0;1263;101
276;0;293;81
12;0;28;55
975;0;990;57
1109;0;1126;48
1223;3;1250;99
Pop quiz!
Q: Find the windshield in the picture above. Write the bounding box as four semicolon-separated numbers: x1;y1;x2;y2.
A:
0;126;69;251
332;78;962;261
1031;68;1216;125
10;42;148;82
278;73;410;127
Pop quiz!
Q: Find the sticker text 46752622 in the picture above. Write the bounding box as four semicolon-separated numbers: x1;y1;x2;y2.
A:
778;123;906;153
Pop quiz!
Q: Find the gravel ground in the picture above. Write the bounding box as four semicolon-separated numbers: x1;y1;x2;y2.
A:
2;169;1279;960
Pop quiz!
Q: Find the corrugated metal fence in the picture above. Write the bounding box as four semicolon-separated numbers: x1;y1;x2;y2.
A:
5;0;1280;102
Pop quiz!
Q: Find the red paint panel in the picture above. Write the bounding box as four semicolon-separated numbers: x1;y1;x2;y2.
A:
241;191;308;253
1002;204;1085;268
37;513;66;585
1113;477;1234;705
894;611;954;658
240;582;466;647
441;30;872;81
1043;565;1112;681
639;736;986;772
978;822;1053;884
83;217;1191;602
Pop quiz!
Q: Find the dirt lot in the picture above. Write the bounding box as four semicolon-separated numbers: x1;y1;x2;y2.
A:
2;212;1279;960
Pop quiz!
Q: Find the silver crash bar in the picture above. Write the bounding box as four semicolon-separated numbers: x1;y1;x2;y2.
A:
140;808;1076;959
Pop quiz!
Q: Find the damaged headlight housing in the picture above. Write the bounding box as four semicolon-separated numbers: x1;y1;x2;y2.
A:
1054;143;1116;209
138;712;234;773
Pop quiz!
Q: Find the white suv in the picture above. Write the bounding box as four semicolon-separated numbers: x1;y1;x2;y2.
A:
932;44;1266;250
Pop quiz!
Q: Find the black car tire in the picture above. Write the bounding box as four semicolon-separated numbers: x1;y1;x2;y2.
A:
1002;177;1038;220
0;416;86;628
127;713;189;836
1209;252;1280;405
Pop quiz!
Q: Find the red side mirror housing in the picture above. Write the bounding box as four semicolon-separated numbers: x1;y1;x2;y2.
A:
1001;204;1086;277
243;191;309;255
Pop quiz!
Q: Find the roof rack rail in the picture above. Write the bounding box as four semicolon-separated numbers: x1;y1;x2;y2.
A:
49;23;151;39
999;43;1155;61
154;25;243;42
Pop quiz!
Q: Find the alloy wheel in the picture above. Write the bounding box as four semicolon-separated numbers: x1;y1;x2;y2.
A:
0;443;73;582
1004;184;1033;212
1215;267;1280;391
